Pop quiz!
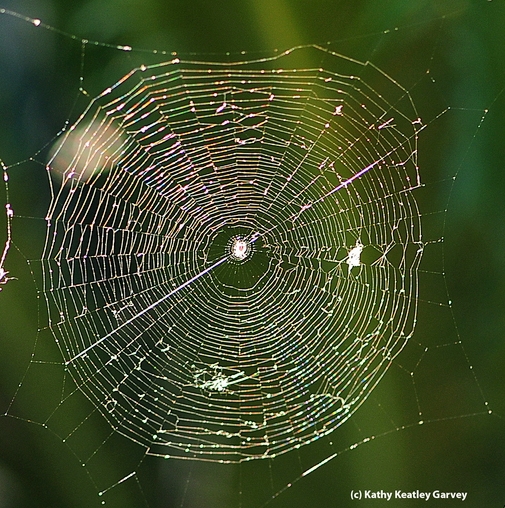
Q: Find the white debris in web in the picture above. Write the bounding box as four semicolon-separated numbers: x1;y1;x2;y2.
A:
347;240;364;269
193;364;249;392
0;167;14;291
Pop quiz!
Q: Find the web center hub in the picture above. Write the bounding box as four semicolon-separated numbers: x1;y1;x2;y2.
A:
229;236;252;262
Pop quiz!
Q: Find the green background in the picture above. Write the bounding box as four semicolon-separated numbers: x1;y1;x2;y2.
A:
0;1;504;507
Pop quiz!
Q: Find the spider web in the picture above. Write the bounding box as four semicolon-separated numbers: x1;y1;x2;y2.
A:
0;6;499;508
41;44;423;463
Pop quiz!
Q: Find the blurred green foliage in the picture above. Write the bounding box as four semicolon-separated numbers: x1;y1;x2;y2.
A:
0;1;504;507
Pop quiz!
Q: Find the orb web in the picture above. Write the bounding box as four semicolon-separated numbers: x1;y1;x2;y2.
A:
41;45;423;463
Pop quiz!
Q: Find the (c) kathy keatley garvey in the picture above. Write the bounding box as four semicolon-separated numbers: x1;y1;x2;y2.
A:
363;490;468;501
